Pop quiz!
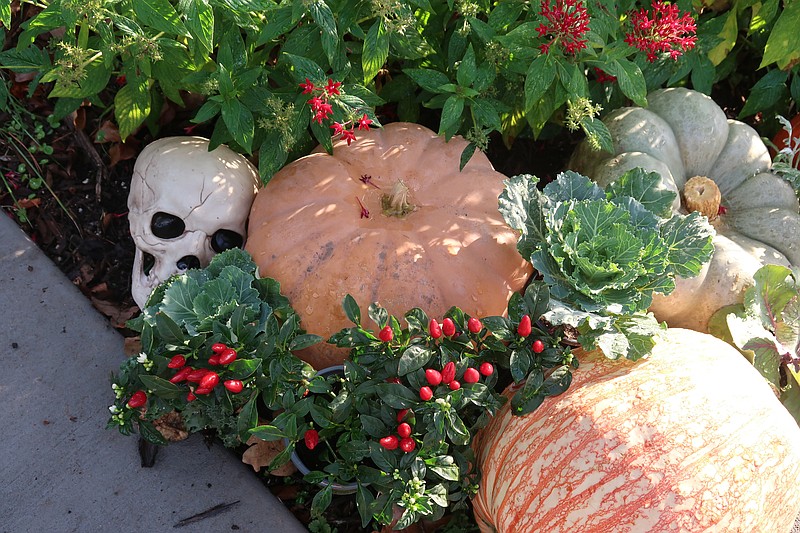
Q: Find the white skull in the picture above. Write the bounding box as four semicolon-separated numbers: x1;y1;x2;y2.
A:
128;136;259;308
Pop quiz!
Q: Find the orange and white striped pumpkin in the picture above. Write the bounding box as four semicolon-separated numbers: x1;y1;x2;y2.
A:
473;328;800;532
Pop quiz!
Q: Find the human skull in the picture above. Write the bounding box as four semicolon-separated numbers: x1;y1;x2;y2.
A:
128;137;259;308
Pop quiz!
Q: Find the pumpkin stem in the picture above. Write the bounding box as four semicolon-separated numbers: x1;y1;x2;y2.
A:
381;180;416;218
683;176;721;220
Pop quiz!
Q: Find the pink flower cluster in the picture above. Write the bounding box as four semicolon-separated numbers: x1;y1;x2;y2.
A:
299;78;372;145
536;0;590;56
625;0;697;62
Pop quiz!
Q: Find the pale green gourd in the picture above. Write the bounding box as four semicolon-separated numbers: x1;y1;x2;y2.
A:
569;87;800;332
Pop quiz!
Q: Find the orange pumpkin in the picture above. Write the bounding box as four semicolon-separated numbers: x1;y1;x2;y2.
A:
473;328;800;533
245;123;532;368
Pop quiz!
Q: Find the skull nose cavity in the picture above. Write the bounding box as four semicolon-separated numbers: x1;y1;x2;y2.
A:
151;211;186;239
177;255;201;271
142;252;156;276
211;229;244;253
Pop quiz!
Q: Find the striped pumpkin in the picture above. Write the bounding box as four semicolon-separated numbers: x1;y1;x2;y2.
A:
473;328;800;532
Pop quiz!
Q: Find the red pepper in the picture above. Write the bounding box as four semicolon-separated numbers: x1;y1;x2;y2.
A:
217;348;237;365
224;380;243;393
518;315;532;337
208;355;220;366
169;367;192;383
399;437;416;453
463;367;480;383
479;362;494;376
532;339;545;354
127;390;147;408
396;409;409;422
186;391;197;402
199;372;220;390
304;429;319;450
167;355;186;369
448;380;461;391
397;422;412;438
194;387;212;395
442;317;456;337
441;361;456;384
419;386;433;401
425;368;442;386
379;325;393;342
380;435;399;450
429;319;442;339
468;317;482;334
211;342;227;353
186;368;209;383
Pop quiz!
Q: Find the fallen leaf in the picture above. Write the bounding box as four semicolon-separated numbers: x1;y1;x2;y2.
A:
108;141;139;167
124;336;142;357
242;435;297;476
94;120;122;144
153;412;189;442
90;297;140;328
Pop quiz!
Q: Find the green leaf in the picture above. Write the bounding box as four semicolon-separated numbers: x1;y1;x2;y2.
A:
509;348;531;382
746;264;798;333
282;52;326;83
542;170;605;202
456;44;477;87
138;419;169;445
183;0;214;55
760;0;800;69
498;174;546;261
114;77;151;140
606;59;647;107
524;55;555;112
0;0;9;30
342;294;361;325
374;383;418;409
363;19;389;84
459;143;477;171
133;0;190;36
439;95;464;138
660;212;715;279
249;424;286;441
236;394;258;439
398;345;434;375
605;168;677;219
579;116;613;154
427;457;460;481
739;69;789;118
154;312;185;345
227;358;262;380
221;98;254;152
139;374;184;399
289;334;323;351
404;68;450;93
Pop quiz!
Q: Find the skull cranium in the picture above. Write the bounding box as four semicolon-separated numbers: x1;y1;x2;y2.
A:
128;136;259;308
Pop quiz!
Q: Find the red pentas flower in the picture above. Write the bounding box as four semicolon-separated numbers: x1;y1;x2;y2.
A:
299;78;316;94
624;0;697;62
536;0;590;55
593;67;617;84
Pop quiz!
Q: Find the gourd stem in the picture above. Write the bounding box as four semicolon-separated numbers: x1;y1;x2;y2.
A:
683;176;721;219
381;180;416;217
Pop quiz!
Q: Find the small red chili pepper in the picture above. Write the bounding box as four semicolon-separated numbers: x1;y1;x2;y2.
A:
468;317;482;334
396;408;410;422
194;387;212;395
397;422;412;438
169;367;192;383
441;361;456;384
419;386;433;401
127;390;147;408
211;342;227;353
380;435;399;450
304;429;320;450
186;391;196;402
518;315;532;337
186;368;209;383
217;348;237;365
208;355;220;366
479;362;494;376
399;437;416;453
224;380;244;393
167;355;186;369
463;367;480;384
379;325;393;342
199;372;220;390
442;318;456;337
448;380;461;391
429;319;442;339
386;377;401;384
425;368;442;386
532;339;545;354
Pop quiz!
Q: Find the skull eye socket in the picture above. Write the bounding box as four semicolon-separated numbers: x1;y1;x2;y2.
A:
151;212;186;239
211;229;244;253
176;255;201;271
142;252;155;276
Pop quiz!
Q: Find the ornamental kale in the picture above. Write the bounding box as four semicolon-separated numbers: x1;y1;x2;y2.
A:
500;168;715;360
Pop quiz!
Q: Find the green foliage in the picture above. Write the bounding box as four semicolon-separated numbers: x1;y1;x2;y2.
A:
255;283;573;528
1;0;796;178
500;168;715;360
107;248;320;447
709;264;800;425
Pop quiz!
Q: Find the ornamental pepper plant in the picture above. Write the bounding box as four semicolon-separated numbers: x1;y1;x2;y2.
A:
107;248;321;447
250;283;574;529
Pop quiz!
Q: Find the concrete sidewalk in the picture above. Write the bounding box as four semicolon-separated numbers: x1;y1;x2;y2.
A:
0;214;307;533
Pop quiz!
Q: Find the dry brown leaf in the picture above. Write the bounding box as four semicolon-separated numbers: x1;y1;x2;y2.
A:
124;336;142;357
108;141;139;167
242;435;297;476
94;120;122;144
153;412;189;442
90;297;140;328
